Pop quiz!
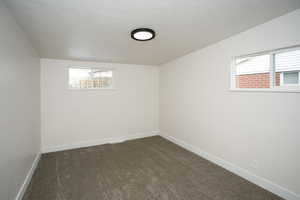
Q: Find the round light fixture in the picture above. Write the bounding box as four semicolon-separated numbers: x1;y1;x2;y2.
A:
131;28;155;41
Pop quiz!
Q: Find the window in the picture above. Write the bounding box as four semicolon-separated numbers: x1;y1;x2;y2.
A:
69;67;113;89
232;46;300;91
276;49;300;86
235;55;271;88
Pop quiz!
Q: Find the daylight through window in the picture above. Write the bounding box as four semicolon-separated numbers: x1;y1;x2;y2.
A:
232;46;300;90
69;68;113;89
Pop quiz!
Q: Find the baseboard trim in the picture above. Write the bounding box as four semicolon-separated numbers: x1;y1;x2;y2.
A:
15;153;41;200
42;131;159;153
160;133;299;200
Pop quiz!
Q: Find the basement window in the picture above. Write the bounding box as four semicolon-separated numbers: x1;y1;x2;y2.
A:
68;67;113;89
231;45;300;92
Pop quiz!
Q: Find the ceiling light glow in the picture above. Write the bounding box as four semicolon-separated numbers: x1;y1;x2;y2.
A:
131;28;155;41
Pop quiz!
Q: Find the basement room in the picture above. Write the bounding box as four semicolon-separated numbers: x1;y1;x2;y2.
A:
1;0;299;200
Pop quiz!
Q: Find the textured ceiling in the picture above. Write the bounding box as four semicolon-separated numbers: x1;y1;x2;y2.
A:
5;0;300;65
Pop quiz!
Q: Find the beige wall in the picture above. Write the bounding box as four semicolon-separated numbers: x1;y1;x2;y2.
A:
0;1;41;199
41;59;159;152
160;9;300;199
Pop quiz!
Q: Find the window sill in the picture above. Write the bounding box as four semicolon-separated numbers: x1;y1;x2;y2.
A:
229;88;300;93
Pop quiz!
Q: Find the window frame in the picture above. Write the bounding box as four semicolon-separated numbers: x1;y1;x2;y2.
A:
230;45;300;93
67;66;115;90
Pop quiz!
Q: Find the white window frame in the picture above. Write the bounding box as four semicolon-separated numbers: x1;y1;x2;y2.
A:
230;45;300;93
67;66;115;90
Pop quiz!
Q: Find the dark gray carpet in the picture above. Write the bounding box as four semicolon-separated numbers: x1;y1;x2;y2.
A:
23;136;284;200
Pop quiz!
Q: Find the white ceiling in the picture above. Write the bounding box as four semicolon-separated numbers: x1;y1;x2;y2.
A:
5;0;300;65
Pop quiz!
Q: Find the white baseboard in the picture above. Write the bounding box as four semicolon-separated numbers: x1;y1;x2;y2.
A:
160;133;299;200
15;153;41;200
42;131;159;153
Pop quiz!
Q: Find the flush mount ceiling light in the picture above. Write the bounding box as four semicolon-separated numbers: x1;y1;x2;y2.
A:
131;28;155;41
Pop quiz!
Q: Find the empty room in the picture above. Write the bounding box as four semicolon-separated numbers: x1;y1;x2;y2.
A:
1;0;300;199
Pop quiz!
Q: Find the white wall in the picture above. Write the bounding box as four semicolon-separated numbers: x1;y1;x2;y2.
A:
0;1;41;200
160;8;300;199
41;59;159;152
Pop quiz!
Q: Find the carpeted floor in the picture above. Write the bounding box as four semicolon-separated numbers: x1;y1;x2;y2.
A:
23;136;284;200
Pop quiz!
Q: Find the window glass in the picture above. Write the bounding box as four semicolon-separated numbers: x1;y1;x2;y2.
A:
232;46;300;90
283;72;299;85
275;49;300;86
235;55;271;88
69;68;113;89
